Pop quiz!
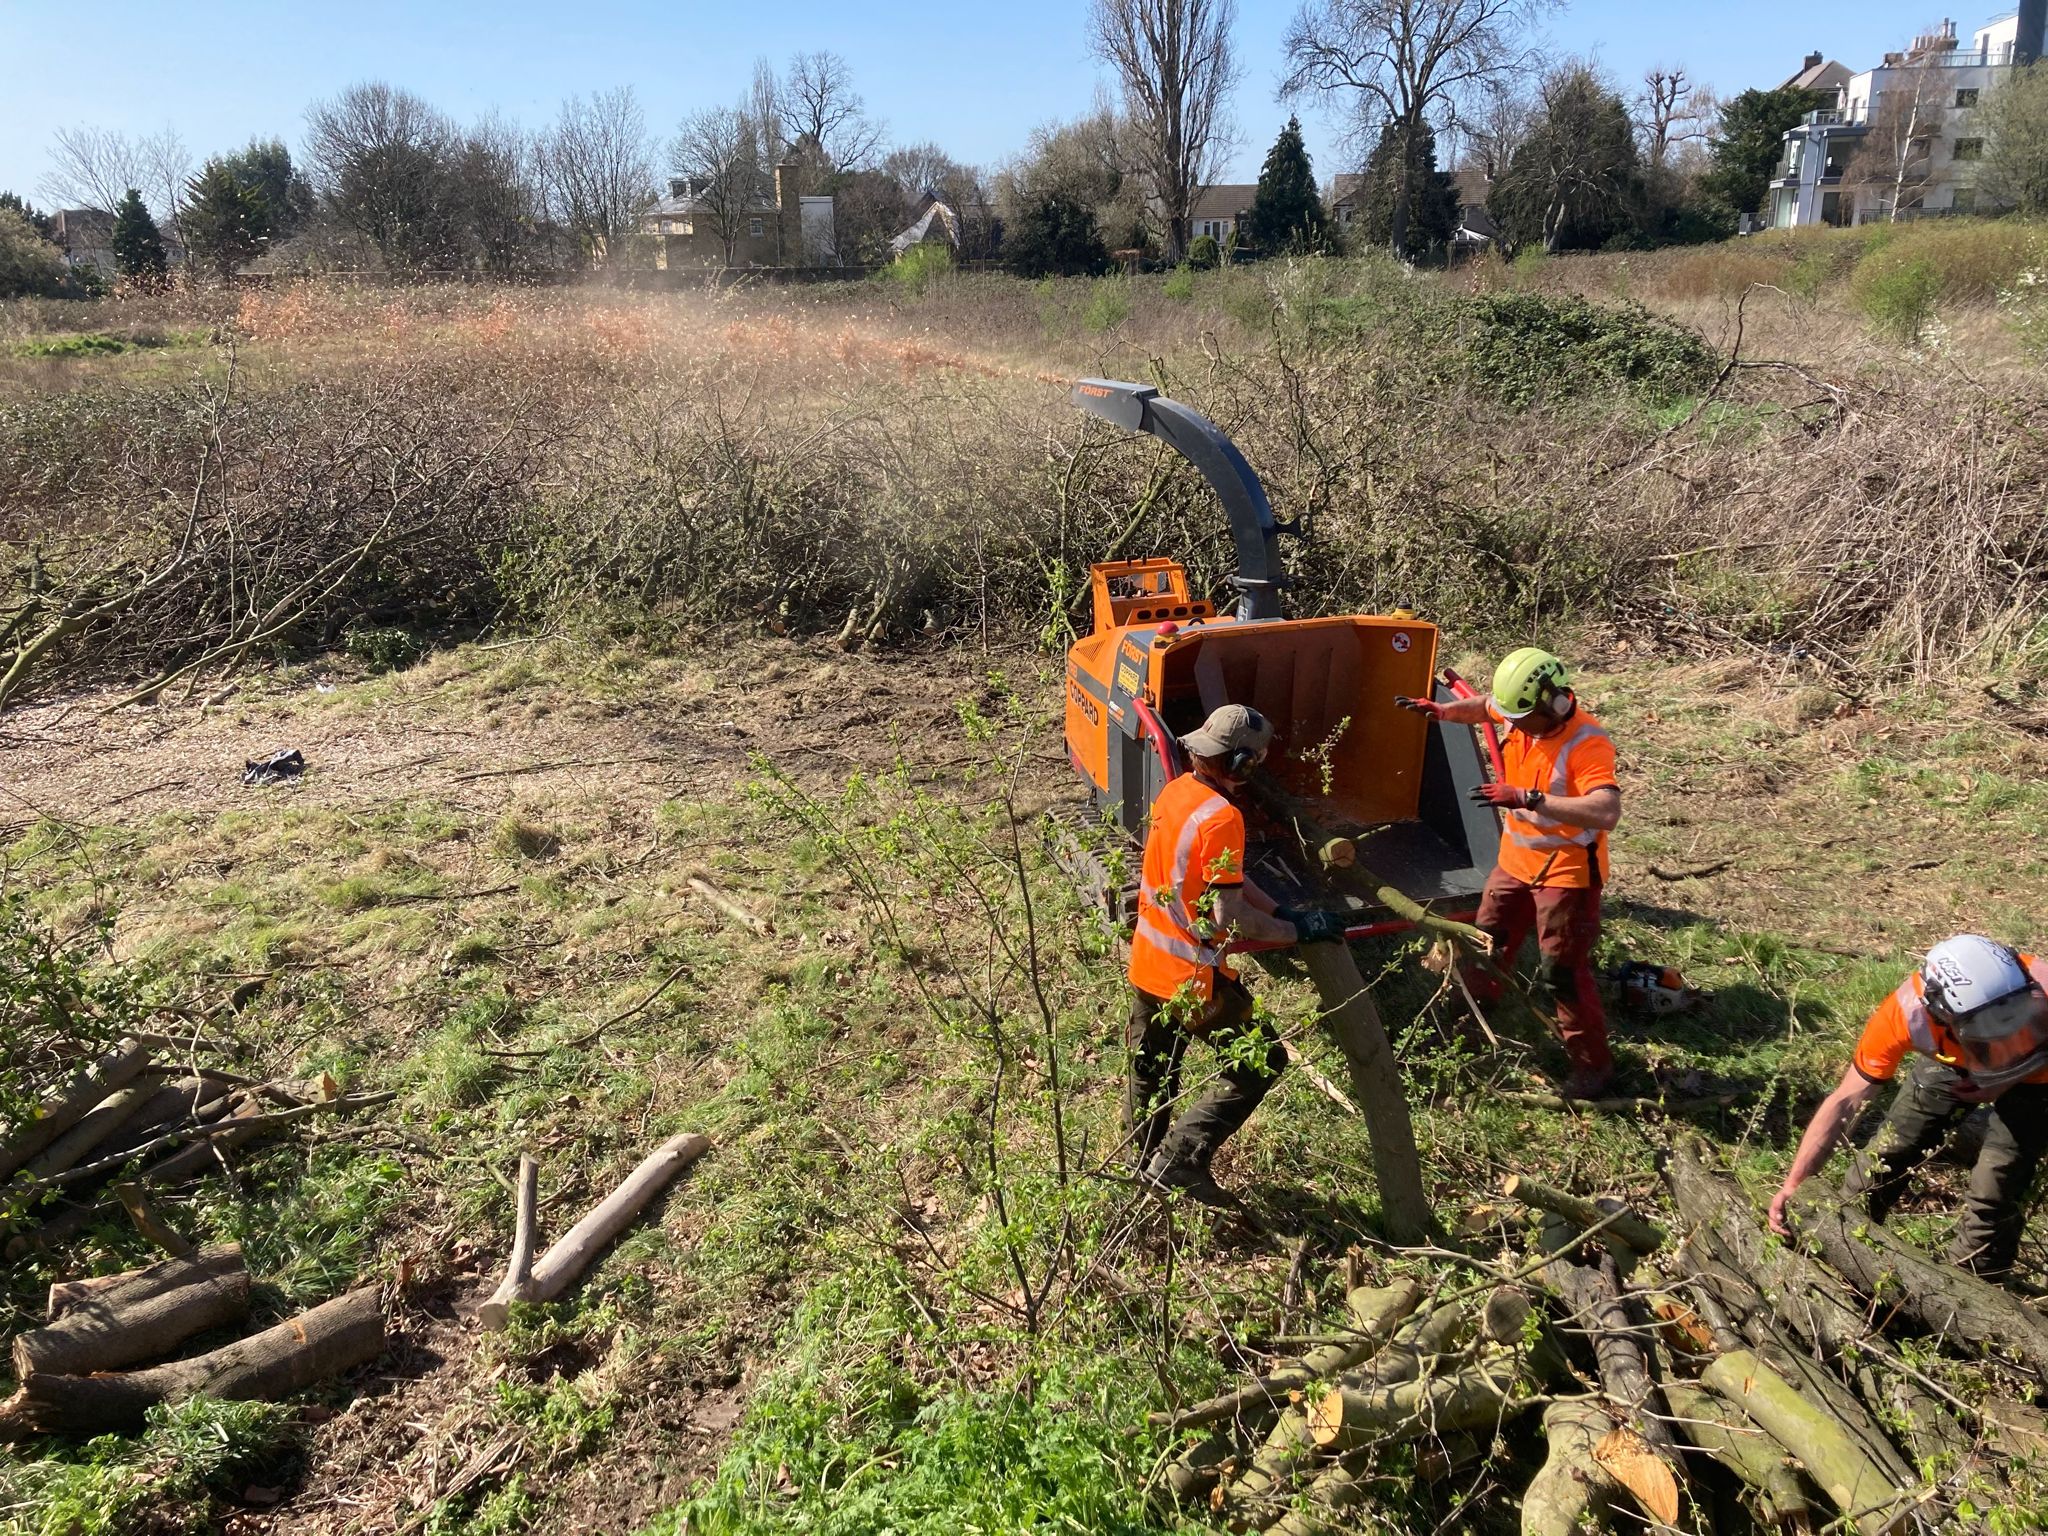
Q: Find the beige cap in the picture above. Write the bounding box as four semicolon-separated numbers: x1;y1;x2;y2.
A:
1182;704;1273;761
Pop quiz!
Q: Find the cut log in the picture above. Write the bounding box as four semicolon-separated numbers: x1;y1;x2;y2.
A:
1338;1301;1467;1392
1482;1285;1534;1345
1662;1379;1815;1534
1219;1405;1318;1527
0;1039;154;1180
24;1092;395;1193
1155;1429;1237;1507
1295;942;1435;1244
478;1153;540;1331
1788;1178;2048;1379
13;1243;248;1379
1261;1454;1372;1536
0;1284;385;1437
1308;1351;1530;1451
24;1082;163;1180
1667;1141;1971;1470
1543;1255;1680;1465
1151;1279;1422;1432
1702;1349;1910;1536
1502;1174;1667;1255
526;1132;710;1305
684;875;771;936
88;1077;234;1161
1521;1400;1618;1536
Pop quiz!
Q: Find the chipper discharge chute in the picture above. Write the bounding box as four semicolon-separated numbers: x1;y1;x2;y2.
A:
1059;378;1498;935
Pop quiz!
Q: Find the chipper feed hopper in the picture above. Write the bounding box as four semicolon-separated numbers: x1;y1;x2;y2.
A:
1061;379;1497;934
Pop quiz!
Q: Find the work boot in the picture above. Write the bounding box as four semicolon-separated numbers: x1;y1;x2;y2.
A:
1140;1154;1235;1208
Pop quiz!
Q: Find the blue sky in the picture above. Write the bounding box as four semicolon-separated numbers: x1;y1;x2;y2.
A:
0;1;2015;203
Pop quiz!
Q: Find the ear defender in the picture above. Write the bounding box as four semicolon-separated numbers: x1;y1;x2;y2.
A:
1227;709;1271;774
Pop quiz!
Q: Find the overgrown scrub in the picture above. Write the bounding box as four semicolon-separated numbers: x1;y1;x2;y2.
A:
3;274;2046;695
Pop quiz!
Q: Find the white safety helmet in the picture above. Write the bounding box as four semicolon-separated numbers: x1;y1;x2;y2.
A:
1921;935;2040;1043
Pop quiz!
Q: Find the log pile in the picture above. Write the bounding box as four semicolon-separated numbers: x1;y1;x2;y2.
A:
1148;1149;2041;1534
0;1036;392;1257
0;1243;386;1438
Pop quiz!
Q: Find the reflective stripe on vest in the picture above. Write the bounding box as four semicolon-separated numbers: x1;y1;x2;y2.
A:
1134;910;1222;969
1134;788;1234;972
1164;791;1234;933
1504;721;1610;851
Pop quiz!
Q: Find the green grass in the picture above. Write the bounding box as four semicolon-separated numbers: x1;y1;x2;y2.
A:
5;328;209;359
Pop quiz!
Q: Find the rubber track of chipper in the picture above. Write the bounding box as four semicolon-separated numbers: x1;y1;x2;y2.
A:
1042;802;1139;933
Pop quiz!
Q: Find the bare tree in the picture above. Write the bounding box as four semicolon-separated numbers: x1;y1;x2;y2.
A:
1457;79;1530;182
1281;0;1553;255
749;58;789;166
538;87;654;266
1850;55;1948;221
784;51;884;170
40;127;153;215
669;104;762;264
1089;0;1241;259
306;82;462;271
1636;66;1715;168
884;141;969;201
140;128;194;230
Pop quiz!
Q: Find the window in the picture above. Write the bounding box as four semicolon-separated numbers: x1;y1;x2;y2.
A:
1955;87;1979;108
1952;185;1978;213
749;217;765;237
659;219;672;235
1953;138;1984;161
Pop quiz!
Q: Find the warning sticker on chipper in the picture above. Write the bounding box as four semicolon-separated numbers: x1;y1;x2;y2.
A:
1390;632;1412;653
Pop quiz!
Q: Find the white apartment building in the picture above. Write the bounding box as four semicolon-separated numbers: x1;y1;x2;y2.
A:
1768;8;2044;228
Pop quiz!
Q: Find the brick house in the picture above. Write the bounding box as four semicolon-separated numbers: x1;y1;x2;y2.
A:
642;158;836;268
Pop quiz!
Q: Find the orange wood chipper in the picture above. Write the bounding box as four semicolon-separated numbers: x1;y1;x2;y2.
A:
1060;379;1499;938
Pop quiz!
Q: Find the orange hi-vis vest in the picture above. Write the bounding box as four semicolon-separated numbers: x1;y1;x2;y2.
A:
1128;773;1248;1003
1487;704;1619;889
1853;953;2048;1090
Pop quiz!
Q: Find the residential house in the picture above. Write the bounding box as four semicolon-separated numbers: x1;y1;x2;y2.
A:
1451;168;1498;251
1189;183;1258;245
1781;51;1854;109
1327;172;1365;235
642;158;836;268
1768;9;2044;228
49;209;115;274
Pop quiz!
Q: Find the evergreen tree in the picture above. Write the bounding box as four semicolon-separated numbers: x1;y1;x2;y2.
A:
1696;86;1821;231
181;162;272;280
211;139;316;240
0;192;56;242
111;188;169;284
1353;122;1459;255
1005;192;1107;277
1241;117;1329;255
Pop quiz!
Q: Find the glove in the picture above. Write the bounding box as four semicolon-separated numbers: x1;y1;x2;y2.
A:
1292;909;1349;945
1394;695;1447;721
1469;782;1542;811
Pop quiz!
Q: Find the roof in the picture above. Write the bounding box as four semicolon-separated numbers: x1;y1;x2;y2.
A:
890;198;960;254
1781;58;1851;92
1190;183;1258;220
1328;173;1366;207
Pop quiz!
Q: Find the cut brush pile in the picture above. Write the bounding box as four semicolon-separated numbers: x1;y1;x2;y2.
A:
1148;1144;2048;1534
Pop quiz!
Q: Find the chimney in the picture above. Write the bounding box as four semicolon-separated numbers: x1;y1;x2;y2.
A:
1804;50;1823;70
2021;0;2046;66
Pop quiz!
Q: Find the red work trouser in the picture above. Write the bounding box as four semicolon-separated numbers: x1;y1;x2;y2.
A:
1463;867;1610;1077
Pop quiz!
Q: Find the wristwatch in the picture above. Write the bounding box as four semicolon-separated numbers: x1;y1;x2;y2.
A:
1525;789;1547;813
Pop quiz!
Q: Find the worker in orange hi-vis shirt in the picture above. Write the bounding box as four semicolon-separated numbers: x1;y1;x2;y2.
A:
1397;648;1623;1099
1125;704;1346;1207
1769;935;2048;1279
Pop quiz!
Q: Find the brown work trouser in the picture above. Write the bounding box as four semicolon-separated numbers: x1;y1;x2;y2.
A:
1125;975;1287;1176
1843;1057;2048;1278
1463;867;1610;1078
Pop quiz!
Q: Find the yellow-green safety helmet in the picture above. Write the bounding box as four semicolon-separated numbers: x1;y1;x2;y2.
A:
1491;647;1570;720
